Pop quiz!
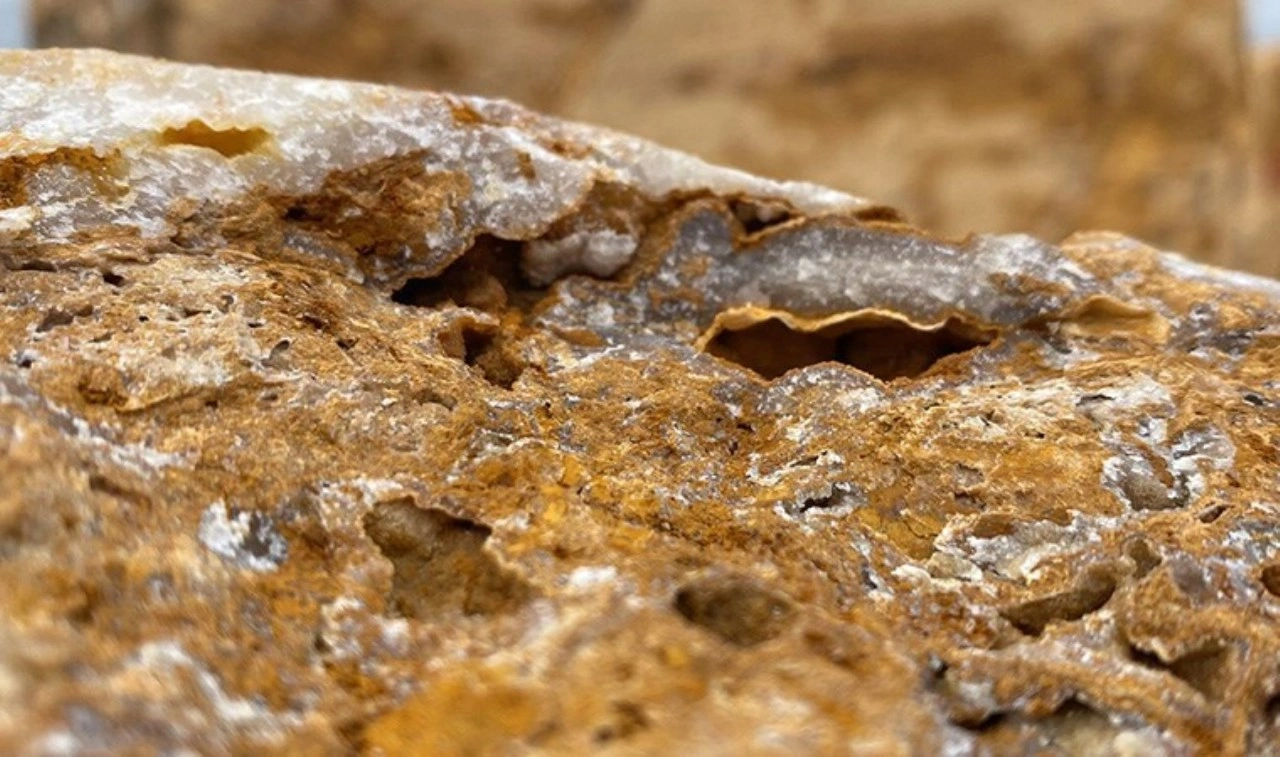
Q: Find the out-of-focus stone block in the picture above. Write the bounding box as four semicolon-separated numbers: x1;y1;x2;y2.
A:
33;0;1252;268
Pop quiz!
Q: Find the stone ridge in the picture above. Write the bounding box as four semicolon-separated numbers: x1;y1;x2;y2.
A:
1;49;1280;755
0;49;867;287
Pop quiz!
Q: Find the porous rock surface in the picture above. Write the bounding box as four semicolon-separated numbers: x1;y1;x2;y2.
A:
2;49;1280;755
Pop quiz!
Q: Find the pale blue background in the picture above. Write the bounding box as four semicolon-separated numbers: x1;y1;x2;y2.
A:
1252;0;1280;43
0;0;27;48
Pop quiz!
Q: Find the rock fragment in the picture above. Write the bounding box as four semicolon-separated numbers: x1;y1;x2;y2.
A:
2;49;1280;754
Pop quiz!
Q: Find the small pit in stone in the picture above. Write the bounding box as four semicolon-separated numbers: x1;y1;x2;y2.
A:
729;197;795;234
362;501;531;618
674;575;793;647
699;307;995;381
999;565;1116;636
158;120;271;158
1124;537;1163;579
1260;563;1280;598
593;702;651;744
437;320;526;389
35;305;91;333
395;236;540;388
1128;641;1233;701
392;235;541;314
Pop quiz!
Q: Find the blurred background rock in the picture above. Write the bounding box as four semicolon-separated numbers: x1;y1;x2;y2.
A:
14;0;1280;275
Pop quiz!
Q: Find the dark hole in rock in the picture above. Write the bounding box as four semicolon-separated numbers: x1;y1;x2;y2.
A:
35;305;91;333
1260;563;1280;598
240;512;284;564
1197;503;1229;523
1128;641;1232;701
701;308;995;381
790;482;863;517
88;473;149;509
157;120;271;158
263;339;292;370
437;321;526;390
101;271;125;287
729;197;794;234
362;501;531;619
1000;565;1116;636
673;575;793;647
1115;459;1178;511
953;711;1007;733
391;235;541;314
35;310;76;333
300;313;329;331
593;701;651;744
797;493;837;513
1124;537;1162;579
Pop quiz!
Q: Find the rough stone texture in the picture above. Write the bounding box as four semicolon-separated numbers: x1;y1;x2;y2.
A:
33;0;1252;270
4;49;1280;755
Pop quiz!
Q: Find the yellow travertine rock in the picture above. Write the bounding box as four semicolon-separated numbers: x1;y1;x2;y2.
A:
2;49;1280;755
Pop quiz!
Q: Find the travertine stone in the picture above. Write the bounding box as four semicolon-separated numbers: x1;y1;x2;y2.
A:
3;49;1280;755
33;0;1251;270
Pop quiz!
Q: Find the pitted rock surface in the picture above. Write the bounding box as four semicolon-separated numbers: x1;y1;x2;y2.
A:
2;50;1280;755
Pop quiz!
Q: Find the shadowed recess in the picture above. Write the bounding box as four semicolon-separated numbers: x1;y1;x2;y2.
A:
1261;563;1280;597
674;575;793;647
1128;641;1233;701
1000;565;1116;636
391;235;537;313
363;501;531;618
700;306;995;381
158;120;271;158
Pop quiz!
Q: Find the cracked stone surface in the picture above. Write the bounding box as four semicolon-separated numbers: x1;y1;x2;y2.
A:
3;49;1280;755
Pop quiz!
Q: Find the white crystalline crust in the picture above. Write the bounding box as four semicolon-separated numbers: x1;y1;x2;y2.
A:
0;49;867;274
522;229;639;286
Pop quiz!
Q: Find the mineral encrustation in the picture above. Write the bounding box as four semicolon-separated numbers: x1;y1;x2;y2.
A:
3;50;1280;755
